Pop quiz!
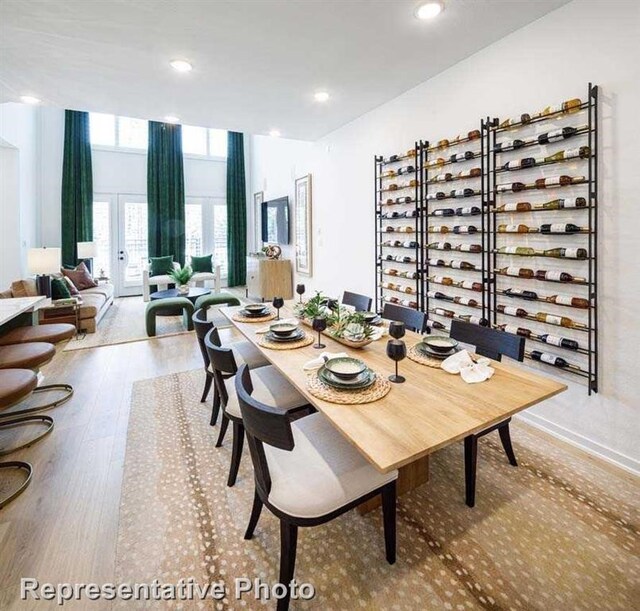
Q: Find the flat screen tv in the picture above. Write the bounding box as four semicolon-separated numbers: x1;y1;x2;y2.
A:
261;196;290;244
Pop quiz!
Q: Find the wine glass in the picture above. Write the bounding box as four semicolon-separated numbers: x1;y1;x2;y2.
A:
386;339;406;383
312;317;327;349
296;284;306;303
272;296;284;320
389;321;405;339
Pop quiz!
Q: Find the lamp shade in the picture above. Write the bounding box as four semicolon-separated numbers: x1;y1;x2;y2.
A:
77;241;97;258
27;247;61;275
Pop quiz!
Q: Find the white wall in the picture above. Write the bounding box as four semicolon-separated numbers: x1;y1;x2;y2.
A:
249;0;640;471
0;102;40;285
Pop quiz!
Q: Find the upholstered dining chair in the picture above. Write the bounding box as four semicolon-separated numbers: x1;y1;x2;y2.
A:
235;363;398;611
204;332;313;487
449;320;525;508
342;291;373;312
382;302;427;333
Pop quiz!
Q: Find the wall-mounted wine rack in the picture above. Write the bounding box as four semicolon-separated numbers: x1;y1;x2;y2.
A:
374;83;599;394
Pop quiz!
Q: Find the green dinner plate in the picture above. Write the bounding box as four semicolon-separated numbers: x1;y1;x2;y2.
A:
318;366;376;390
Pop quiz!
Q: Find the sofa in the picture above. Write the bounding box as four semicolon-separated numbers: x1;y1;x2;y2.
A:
1;277;114;334
142;261;221;302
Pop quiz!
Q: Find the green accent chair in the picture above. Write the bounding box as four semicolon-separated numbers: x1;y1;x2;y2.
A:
145;298;195;337
194;292;241;311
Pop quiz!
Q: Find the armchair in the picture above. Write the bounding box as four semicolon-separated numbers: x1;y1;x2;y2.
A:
142;260;222;301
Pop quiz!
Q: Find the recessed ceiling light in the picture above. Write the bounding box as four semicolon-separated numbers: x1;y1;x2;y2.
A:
20;95;40;104
314;91;330;103
415;1;444;20
164;115;180;124
269;129;281;137
169;59;193;73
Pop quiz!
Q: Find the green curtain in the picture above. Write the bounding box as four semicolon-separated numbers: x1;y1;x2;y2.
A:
147;121;185;264
61;110;93;266
226;131;247;286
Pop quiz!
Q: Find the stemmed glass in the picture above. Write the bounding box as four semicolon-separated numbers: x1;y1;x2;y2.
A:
296;284;306;303
389;321;405;340
386;339;406;383
272;296;284;320
312;317;327;349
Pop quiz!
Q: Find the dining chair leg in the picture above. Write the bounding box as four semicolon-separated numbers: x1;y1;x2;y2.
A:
498;421;518;467
201;372;213;403
244;488;263;540
210;388;221;427
215;414;230;447
277;520;298;611
464;435;478;508
381;480;397;564
227;421;244;487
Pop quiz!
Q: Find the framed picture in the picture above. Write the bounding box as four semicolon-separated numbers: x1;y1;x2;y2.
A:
253;191;264;251
294;174;312;276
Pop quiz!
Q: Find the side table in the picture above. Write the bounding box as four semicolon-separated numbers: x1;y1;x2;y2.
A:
38;299;83;337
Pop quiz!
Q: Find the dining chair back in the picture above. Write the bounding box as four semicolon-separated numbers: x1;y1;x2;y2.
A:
382;303;427;333
204;330;237;405
193;309;222;403
342;291;373;312
449;320;524;362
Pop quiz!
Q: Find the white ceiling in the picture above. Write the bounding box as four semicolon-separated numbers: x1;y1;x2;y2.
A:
0;0;571;141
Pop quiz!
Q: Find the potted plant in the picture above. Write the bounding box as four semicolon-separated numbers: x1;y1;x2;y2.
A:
168;264;194;294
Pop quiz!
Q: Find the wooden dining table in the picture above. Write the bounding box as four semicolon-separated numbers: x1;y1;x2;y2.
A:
221;304;567;511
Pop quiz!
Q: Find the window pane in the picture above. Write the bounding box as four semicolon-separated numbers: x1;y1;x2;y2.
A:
90;113;115;146
185;203;203;258
182;125;208;155
93;201;111;278
213;202;228;278
118;116;147;149
122;201;148;284
209;129;227;157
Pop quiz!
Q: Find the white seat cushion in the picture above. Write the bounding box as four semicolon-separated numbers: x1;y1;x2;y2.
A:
224;364;307;419
230;340;270;370
264;413;398;519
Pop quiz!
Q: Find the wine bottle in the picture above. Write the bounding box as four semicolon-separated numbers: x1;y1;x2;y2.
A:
432;208;455;217
497;323;532;337
403;210;419;218
397;165;415;175
384;226;395;233
383;211;399;219
407;179;419;188
382;254;394;261
381;281;398;290
499;114;531;129
497;223;531;233
429;225;450;233
398;255;415;263
454;296;479;307
468;129;481;140
387;184;399;191
401;299;418;308
402;286;416;294
429;275;453;285
497;266;535;278
396;226;414;233
495;139;525;152
427;191;447;200
428;258;445;266
388;296;400;304
458;168;482;178
434;308;455;318
497;182;526;193
495;201;532;213
545;294;590;308
450;151;474;162
460;280;483;291
458;315;489;326
381;169;397;178
456;243;482;253
537;125;586;144
498;304;529;318
544;146;590;162
543;247;588;259
450;188;476;198
535;175;583;189
436;139;449;149
427;290;449;300
383;268;399;276
381;198;395;205
530;350;580;370
498;246;538;256
403;271;420;280
396;196;413;204
392;240;403;247
502;157;536;171
403;240;419;248
456;206;481;216
427;157;446;167
535;270;586;283
385;154;399;163
538;334;580;350
426;319;446;330
406;149;417;158
536;197;587;210
535;312;587;329
453;225;478;234
432;172;453;182
428;241;452;250
450;260;476;270
539;223;585;235
503;288;539;300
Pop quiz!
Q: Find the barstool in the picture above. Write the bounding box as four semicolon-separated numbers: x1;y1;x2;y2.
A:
0;323;76;346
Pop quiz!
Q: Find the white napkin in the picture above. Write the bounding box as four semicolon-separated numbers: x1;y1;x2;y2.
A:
255;318;299;334
303;352;349;371
369;326;388;341
441;349;494;384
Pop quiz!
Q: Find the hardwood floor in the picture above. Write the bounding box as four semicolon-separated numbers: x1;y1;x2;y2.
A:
0;329;236;610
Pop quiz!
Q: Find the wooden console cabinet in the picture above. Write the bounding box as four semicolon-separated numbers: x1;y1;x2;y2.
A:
246;257;293;301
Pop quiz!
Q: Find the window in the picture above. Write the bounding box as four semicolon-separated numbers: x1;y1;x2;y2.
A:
182;126;227;157
185;203;203;256
90;113;147;150
185;197;228;278
92;200;111;277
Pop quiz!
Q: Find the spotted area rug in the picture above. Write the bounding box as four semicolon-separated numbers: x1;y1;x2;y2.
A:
116;369;639;609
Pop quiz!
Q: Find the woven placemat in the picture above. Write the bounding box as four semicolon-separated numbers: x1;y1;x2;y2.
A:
306;372;391;404
232;311;277;323
257;332;314;350
407;344;445;369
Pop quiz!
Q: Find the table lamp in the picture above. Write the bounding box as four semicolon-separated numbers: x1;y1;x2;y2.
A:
77;241;97;275
28;247;61;297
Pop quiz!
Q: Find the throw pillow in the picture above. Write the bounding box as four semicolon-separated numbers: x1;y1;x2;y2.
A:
61;262;97;291
10;278;39;297
149;255;174;277
190;254;213;273
63;275;80;295
51;277;71;300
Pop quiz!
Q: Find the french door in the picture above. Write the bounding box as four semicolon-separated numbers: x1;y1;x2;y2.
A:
93;193;148;297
